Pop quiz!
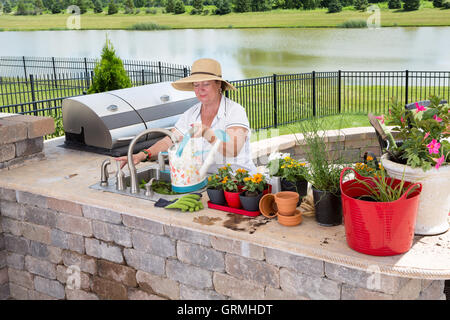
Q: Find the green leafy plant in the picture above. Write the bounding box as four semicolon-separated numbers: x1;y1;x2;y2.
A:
234;168;250;185
87;38;132;94
353;153;383;178
347;167;420;202
217;164;233;180
221;175;238;192
381;96;449;171
242;173;267;196
207;174;223;190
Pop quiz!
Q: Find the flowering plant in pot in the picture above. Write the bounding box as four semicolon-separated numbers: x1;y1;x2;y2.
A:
377;96;450;235
221;176;241;208
293;118;346;226
234;168;250;191
267;154;308;196
239;173;267;211
353;152;383;178
340;166;422;256
206;174;226;205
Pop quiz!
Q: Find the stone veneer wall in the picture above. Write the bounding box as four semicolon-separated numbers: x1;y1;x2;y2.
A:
0;188;446;300
0;114;54;171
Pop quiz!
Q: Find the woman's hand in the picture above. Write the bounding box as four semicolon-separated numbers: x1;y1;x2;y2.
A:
115;152;146;170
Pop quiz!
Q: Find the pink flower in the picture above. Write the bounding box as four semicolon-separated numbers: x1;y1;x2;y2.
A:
427;139;441;154
424;132;430;140
435;155;445;170
375;115;384;124
433;114;442;122
415;103;426;113
400;116;404;123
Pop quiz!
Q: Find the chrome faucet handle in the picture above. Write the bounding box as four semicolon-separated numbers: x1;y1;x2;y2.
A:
157;151;169;172
128;128;177;194
115;160;125;191
100;159;111;186
144;178;156;197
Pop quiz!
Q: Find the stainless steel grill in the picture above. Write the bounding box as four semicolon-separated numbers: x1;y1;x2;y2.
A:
62;82;197;156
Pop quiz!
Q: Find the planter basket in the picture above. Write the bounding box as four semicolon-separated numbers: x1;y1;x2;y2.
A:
340;167;422;256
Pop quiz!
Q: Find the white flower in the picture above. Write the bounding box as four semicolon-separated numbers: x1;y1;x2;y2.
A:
268;151;290;162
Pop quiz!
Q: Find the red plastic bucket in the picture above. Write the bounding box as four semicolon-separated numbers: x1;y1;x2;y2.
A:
340;167;422;256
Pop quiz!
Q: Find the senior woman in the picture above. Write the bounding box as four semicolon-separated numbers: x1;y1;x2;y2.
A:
116;58;257;174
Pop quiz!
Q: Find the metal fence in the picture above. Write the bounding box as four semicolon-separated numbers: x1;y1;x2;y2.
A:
0;64;449;134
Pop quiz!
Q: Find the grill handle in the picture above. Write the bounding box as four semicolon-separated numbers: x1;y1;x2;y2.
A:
128;128;177;194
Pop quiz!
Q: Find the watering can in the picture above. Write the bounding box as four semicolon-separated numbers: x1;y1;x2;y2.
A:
168;127;229;193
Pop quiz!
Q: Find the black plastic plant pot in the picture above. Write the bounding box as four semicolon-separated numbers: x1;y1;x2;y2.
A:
239;191;264;212
312;187;342;227
281;178;308;197
206;188;226;205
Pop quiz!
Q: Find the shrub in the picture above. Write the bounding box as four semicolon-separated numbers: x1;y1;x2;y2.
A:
192;0;203;11
3;1;12;14
337;19;367;28
202;8;209;14
327;0;342;12
173;0;185;13
190;7;198;14
215;0;231;14
165;0;175;12
432;0;443;6
233;0;251;12
354;0;368;10
107;0;118;14
130;22;170;30
87;38;132;94
93;0;103;13
388;0;402;9
402;0;420;11
443;0;450;8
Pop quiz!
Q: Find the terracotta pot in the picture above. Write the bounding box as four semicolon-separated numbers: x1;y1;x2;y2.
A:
274;191;299;216
259;194;278;219
224;190;242;208
206;188;226;205
239;191;263;212
277;209;302;226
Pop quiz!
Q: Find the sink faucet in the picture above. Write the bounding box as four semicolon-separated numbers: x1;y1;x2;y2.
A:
127;128;177;194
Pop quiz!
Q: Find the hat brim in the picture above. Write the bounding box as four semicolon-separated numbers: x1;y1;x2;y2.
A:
171;73;236;91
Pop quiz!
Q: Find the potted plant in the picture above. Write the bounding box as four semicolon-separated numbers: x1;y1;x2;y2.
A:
234;168;250;192
340;166;422;256
222;176;241;208
268;155;308;197
294;118;346;226
239;173;267;211
378;96;449;235
206;174;226;205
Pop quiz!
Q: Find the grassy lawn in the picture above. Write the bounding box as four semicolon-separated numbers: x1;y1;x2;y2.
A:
250;113;371;142
0;4;449;31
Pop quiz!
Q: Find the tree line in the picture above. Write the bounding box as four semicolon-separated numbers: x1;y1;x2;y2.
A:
1;0;448;16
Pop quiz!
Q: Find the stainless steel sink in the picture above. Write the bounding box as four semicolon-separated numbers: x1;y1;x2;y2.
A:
89;164;205;202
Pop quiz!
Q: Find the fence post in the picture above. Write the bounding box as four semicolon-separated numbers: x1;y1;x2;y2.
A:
312;71;316;117
52;57;58;88
405;69;409;106
22;56;28;84
183;67;188;78
30;74;37;116
273;74;278;129
158;61;162;83
142;69;145;85
338;70;341;114
84;57;89;88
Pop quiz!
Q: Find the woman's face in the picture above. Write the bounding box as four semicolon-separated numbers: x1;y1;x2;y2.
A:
193;80;221;105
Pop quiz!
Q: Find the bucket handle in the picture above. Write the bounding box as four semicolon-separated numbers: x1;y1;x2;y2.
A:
340;167;422;200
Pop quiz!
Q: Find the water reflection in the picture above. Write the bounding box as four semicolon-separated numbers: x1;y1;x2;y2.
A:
0;27;449;79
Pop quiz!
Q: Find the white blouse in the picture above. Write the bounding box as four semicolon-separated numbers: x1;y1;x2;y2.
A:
173;95;257;175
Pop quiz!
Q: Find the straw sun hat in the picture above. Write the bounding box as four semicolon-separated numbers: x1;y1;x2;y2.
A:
171;58;236;92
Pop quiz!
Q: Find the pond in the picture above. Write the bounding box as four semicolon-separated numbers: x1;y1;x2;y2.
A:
0;27;449;80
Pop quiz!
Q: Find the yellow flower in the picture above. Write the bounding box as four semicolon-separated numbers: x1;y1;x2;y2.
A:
284;156;292;161
299;163;306;166
281;165;285;169
367;156;374;161
208;176;212;181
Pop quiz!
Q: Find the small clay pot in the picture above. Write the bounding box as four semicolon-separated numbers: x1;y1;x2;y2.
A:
277;209;302;226
274;191;299;216
259;194;278;219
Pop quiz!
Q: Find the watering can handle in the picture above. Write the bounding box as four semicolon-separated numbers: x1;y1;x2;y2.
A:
399;182;423;200
199;137;222;178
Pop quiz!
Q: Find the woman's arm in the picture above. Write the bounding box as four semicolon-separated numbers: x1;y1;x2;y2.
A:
204;126;248;158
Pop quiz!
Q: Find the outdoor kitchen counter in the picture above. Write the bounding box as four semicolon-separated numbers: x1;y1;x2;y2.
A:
2;137;449;281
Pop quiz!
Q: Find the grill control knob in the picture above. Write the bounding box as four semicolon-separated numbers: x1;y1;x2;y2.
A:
160;95;170;103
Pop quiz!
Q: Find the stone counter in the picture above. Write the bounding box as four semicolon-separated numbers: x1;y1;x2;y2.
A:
0;129;448;300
